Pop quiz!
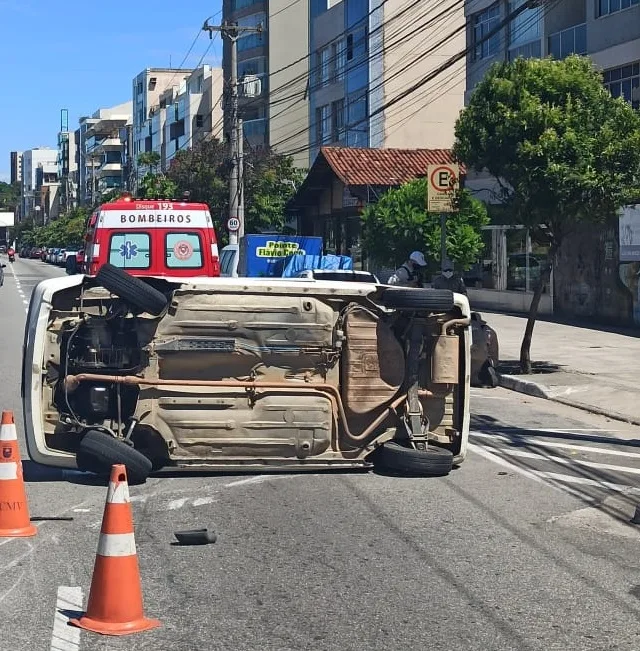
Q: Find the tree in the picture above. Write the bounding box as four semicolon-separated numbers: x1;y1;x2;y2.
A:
361;178;489;270
167;138;305;239
453;55;640;372
137;152;177;200
0;182;19;211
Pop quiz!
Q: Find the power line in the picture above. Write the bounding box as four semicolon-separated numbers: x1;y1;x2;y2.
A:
273;0;556;160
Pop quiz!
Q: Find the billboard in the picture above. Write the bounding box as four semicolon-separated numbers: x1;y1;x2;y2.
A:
619;204;640;262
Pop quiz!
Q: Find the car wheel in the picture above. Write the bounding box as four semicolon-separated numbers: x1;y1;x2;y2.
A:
372;441;454;477
380;287;455;312
76;429;152;485
95;263;168;316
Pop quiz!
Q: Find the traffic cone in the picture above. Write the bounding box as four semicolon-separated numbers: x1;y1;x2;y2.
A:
0;410;37;537
70;464;160;636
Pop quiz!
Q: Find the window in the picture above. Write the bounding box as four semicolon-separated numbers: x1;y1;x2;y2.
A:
346;34;354;61
319;47;330;86
332;39;346;82
548;24;587;60
604;62;640;109
109;233;150;269
195;114;204;128
165;233;203;269
598;0;639;17
473;3;501;60
237;13;265;51
508;40;541;60
195;75;204;93
508;0;541;47
331;99;345;141
315;105;331;145
136;81;143;95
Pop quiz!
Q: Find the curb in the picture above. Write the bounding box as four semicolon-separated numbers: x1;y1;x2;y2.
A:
496;373;640;428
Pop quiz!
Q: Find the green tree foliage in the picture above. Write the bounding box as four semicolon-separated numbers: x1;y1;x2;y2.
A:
0;182;19;210
167;138;305;239
361;178;489;270
454;55;640;372
11;207;89;248
137;152;177;200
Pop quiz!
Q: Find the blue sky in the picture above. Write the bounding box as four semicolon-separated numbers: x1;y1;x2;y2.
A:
0;0;222;182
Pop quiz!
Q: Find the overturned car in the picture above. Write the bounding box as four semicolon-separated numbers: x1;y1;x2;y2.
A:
22;265;471;483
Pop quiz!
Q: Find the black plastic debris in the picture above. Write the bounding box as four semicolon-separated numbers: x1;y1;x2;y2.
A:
173;528;217;545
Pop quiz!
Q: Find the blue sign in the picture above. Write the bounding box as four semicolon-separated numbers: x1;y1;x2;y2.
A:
119;240;138;260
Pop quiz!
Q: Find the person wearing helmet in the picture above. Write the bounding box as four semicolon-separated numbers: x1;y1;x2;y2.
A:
432;260;467;295
387;251;427;287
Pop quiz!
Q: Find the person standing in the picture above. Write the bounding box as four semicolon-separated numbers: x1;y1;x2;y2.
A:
432;260;467;295
387;251;427;287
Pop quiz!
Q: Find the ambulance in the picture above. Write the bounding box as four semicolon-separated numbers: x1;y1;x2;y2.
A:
83;194;221;278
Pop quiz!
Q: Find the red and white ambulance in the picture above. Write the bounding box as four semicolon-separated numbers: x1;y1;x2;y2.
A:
83;194;221;278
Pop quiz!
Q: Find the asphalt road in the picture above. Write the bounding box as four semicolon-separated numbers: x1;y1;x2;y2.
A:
2;257;640;651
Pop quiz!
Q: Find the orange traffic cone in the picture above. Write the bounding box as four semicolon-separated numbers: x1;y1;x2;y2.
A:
0;410;36;537
70;464;160;636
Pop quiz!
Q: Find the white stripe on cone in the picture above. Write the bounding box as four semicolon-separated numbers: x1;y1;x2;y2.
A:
0;424;17;441
106;480;130;505
97;532;137;557
0;462;18;480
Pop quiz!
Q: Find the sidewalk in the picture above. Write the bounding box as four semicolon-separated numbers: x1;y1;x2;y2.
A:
484;312;640;426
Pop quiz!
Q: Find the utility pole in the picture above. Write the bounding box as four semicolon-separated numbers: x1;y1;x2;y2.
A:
203;19;262;245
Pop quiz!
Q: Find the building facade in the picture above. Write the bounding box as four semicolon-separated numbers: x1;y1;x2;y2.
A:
132;68;194;178
20;148;58;222
10;151;22;185
222;0;310;166
465;0;639;107
57;129;78;213
78;102;132;206
137;65;224;171
307;0;466;166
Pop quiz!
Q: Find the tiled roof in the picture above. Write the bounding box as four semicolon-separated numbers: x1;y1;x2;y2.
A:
320;147;462;187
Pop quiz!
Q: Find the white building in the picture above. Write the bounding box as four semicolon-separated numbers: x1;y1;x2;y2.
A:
78;101;133;206
20;148;58;221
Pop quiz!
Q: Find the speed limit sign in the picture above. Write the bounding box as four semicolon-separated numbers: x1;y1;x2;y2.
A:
227;217;240;232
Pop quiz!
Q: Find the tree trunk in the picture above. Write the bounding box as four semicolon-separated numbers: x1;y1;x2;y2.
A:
519;256;554;374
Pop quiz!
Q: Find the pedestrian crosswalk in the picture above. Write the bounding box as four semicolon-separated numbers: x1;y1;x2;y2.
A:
469;426;640;501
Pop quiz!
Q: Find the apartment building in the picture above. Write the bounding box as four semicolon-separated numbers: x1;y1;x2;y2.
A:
137;65;224;171
307;0;466;167
222;0;310;165
57;128;78;213
77;102;132;206
465;0;639;106
20;148;58;221
10;151;22;185
132;68;194;175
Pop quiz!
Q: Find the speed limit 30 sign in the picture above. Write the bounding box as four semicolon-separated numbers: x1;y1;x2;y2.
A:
427;164;460;213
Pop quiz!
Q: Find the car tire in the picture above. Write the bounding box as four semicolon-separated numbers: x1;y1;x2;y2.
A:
380;287;454;312
372;441;454;477
95;263;168;316
76;429;152;485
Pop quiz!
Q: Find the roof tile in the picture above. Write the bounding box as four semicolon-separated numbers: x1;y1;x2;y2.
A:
320;147;462;187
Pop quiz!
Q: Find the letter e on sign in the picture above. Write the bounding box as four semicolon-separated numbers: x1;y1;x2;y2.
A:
427;164;460;213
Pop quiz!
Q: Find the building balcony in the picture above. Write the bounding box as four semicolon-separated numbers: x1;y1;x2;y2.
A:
97;163;122;177
85;116;130;138
94;138;123;153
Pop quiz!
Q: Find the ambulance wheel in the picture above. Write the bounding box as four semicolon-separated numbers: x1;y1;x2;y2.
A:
96;263;168;316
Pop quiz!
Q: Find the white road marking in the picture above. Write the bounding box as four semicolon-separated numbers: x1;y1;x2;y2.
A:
192;496;217;507
167;497;189;510
224;475;272;488
471;431;640;459
129;495;148;503
50;586;83;651
72;508;91;513
469;443;640;497
499;447;640;475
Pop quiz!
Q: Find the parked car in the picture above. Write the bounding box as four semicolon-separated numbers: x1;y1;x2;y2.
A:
0;262;5;286
23;270;472;483
30;247;43;259
470;312;499;387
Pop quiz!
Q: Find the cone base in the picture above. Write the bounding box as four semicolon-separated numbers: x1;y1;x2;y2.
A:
0;524;37;538
69;615;160;636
